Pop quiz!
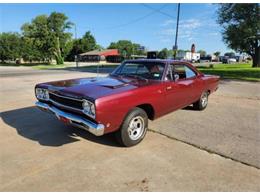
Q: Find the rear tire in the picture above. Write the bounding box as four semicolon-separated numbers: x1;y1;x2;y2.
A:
193;91;209;110
116;107;148;147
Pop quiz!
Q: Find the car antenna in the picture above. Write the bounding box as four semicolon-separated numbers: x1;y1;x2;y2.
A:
97;63;99;77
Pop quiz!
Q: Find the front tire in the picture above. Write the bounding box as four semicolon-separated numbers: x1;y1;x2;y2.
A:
193;91;209;110
116;107;148;147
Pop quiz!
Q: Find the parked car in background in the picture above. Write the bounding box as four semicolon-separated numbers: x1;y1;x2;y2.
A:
35;59;219;147
228;58;237;63
199;56;212;63
223;57;237;64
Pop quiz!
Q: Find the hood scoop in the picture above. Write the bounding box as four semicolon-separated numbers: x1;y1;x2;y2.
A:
99;83;129;89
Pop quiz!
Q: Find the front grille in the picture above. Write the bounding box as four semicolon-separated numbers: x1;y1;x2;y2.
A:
49;93;83;110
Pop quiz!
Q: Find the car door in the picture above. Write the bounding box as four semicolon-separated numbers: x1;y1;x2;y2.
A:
164;63;197;112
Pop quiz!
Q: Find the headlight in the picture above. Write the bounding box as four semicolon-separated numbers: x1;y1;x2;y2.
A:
35;88;49;101
82;99;95;118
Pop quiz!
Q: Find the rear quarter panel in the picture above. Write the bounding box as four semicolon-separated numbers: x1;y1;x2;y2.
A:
201;74;220;94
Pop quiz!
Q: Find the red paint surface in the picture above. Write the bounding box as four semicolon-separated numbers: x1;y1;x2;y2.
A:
36;60;219;134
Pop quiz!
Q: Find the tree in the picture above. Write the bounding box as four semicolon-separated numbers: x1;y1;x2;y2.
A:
214;51;221;57
157;48;169;59
108;40;134;59
217;4;260;67
65;31;98;61
21;15;53;62
132;43;147;56
21;12;73;64
108;40;146;59
47;12;73;64
198;50;207;57
0;32;22;63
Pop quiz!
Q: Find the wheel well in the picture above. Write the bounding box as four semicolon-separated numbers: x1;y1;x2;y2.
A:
137;104;155;120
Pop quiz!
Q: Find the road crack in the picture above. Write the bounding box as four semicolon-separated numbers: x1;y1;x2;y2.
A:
148;129;260;170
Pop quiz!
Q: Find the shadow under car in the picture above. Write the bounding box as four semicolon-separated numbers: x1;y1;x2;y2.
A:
1;106;119;147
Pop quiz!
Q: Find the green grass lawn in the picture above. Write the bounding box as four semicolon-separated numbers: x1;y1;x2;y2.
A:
197;63;260;82
0;62;67;69
32;63;119;70
32;64;69;69
1;62;259;82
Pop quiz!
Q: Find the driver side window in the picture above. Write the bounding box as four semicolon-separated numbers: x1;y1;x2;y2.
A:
167;64;197;81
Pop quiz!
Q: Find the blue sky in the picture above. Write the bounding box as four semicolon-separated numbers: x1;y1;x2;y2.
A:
0;3;232;54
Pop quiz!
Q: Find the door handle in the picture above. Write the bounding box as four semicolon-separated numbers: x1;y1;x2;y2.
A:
166;86;172;90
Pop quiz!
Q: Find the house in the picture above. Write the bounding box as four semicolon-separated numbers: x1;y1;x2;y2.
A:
79;49;120;62
176;51;200;62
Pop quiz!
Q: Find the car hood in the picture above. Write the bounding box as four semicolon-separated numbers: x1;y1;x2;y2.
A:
38;76;157;100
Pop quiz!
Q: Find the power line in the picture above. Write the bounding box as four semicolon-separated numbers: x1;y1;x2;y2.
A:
72;4;172;38
105;4;168;29
140;3;175;19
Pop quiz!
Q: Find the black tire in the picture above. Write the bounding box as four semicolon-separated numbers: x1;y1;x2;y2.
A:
193;91;209;110
116;107;148;147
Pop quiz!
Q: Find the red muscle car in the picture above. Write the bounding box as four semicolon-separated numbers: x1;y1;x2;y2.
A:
35;59;219;146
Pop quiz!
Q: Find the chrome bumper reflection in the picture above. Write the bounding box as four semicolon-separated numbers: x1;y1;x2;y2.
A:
35;101;104;136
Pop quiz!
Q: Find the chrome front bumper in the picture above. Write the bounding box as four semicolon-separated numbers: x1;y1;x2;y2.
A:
35;101;105;136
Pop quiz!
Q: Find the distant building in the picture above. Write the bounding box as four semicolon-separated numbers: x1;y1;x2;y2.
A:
176;51;200;62
79;49;120;62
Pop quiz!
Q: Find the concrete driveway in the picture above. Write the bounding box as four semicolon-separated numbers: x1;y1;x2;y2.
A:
150;80;260;168
0;66;260;191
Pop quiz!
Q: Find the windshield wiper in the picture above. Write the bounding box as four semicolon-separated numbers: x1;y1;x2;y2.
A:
123;74;148;82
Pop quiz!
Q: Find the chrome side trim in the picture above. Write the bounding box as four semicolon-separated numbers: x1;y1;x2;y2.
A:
35;101;104;136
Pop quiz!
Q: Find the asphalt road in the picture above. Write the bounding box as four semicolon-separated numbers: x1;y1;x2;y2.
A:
0;67;260;191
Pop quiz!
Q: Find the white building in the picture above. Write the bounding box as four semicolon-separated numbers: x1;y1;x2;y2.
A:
176;51;200;62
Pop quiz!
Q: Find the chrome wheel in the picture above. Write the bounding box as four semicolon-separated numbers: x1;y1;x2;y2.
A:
128;116;145;141
201;93;208;107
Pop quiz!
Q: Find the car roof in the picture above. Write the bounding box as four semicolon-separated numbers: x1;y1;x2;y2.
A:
123;59;190;64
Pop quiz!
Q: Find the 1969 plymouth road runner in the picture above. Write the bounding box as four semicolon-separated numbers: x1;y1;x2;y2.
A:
35;59;219;146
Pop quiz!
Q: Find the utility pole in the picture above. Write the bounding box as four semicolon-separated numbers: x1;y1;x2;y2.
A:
173;3;180;59
74;23;79;68
74;23;77;39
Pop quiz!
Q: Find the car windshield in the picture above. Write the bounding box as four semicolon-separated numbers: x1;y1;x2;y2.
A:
111;62;165;80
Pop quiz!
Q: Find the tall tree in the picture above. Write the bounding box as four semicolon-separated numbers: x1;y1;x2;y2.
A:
217;4;260;67
21;12;73;64
65;31;98;61
108;40;133;59
21;15;52;62
108;40;146;59
0;32;22;63
157;48;169;59
214;51;221;57
47;12;73;64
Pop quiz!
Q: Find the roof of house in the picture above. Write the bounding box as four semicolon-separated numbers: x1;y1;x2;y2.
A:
79;49;119;56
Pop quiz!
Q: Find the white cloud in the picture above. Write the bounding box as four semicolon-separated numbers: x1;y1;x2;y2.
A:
179;19;202;30
157;19;202;43
161;19;175;26
158;28;175;36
